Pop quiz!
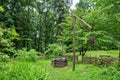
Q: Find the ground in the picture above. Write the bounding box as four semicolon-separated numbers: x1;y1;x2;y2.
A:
0;50;120;80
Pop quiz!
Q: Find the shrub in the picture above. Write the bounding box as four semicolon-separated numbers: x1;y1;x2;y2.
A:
0;27;19;56
111;60;120;69
0;52;10;62
45;43;66;58
15;48;39;61
100;67;120;80
101;67;118;76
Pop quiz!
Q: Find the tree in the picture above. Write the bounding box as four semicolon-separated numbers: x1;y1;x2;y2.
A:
0;6;19;56
75;0;120;50
0;0;72;54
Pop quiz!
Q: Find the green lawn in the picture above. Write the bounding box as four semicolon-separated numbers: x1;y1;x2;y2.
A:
86;50;119;57
66;50;119;57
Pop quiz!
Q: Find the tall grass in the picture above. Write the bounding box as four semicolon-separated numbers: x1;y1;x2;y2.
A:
0;61;49;80
14;48;39;62
1;49;119;80
0;57;120;80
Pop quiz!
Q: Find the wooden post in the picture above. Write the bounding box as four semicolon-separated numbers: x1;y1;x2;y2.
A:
118;48;120;58
118;47;120;67
69;11;92;71
61;40;64;55
72;16;76;71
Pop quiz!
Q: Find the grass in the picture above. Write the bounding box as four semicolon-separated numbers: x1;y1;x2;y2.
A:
0;50;120;80
0;60;120;80
65;50;119;61
65;50;119;57
0;60;98;80
0;61;48;80
48;62;104;80
86;50;119;57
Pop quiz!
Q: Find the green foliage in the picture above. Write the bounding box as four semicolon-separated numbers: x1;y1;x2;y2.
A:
101;67;118;76
15;48;39;61
100;67;120;80
0;6;4;11
1;59;120;80
0;27;19;45
85;31;115;50
0;0;119;54
0;62;49;80
45;43;66;58
115;41;120;48
111;60;120;69
74;0;120;50
0;27;19;55
0;52;10;62
59;16;115;51
0;0;71;53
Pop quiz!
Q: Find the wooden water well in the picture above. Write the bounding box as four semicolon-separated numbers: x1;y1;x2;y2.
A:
52;58;67;67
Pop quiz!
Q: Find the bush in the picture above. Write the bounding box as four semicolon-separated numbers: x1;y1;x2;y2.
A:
0;27;19;56
100;67;120;80
101;67;118;76
45;43;66;58
0;62;49;80
15;48;39;61
0;52;10;62
111;60;120;70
